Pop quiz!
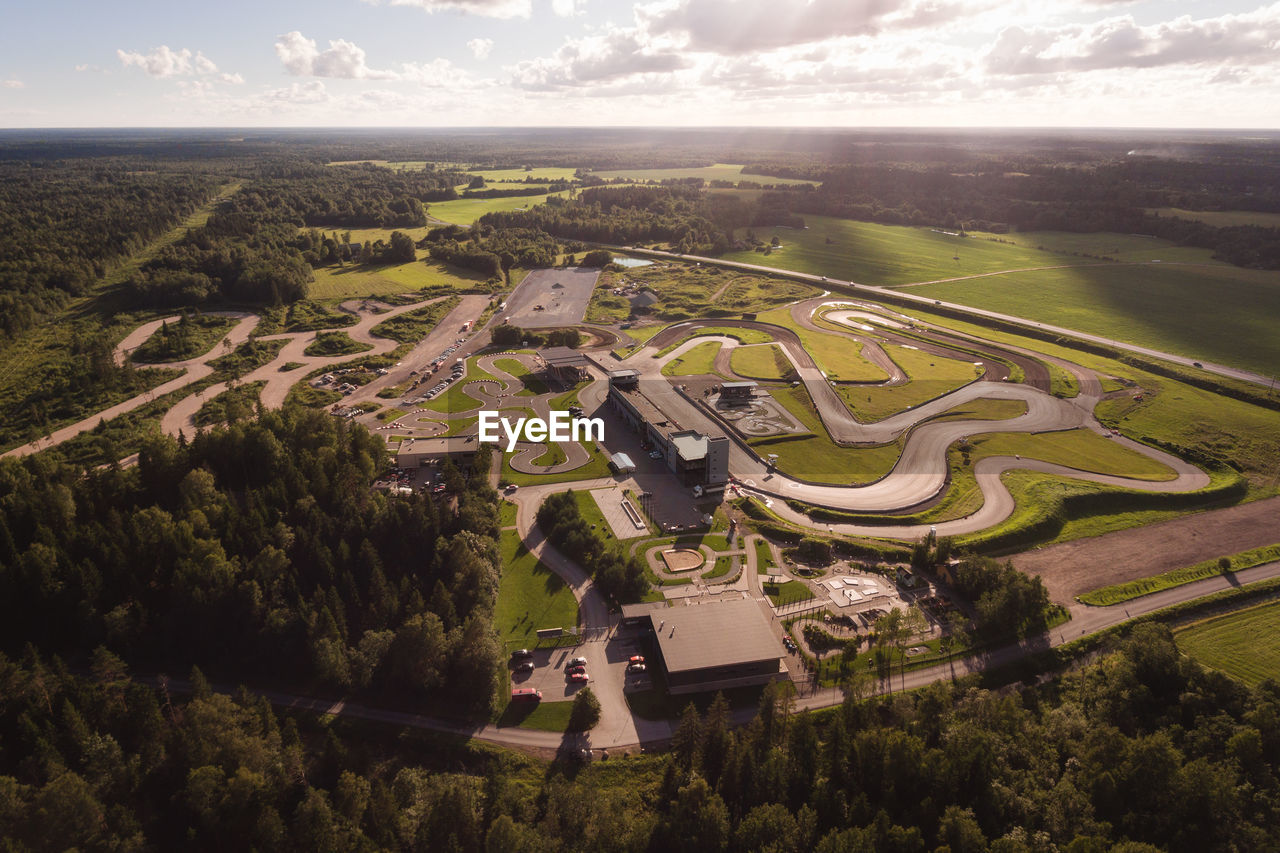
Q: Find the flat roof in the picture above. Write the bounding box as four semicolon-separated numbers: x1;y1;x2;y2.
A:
396;435;480;461
721;380;758;389
670;431;708;462
609;368;640;378
610;451;636;468
654;598;785;674
541;346;588;367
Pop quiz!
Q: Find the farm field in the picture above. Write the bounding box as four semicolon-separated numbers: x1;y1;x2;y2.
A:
466;167;577;182
495;531;580;650
906;262;1280;375
723;214;1097;285
1177;601;1280;687
310;260;490;300
427;191;570;225
586;163;815;186
967;230;1222;264
1148;208;1280;229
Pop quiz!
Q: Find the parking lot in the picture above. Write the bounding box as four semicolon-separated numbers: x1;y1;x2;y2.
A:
501;267;601;329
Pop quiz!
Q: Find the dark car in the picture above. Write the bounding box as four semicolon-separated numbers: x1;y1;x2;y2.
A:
627;662;646;674
511;649;533;660
514;661;535;673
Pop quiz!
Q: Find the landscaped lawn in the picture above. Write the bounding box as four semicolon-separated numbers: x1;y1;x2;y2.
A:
662;341;722;377
1177;600;1280;687
495;531;579;649
764;579;815;606
751;385;903;484
730;344;796;381
496;699;574;732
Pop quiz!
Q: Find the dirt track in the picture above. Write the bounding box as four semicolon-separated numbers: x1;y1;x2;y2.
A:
1011;496;1280;603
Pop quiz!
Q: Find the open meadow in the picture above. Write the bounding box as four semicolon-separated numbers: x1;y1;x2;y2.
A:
309;259;492;299
427;190;571;225
586;163;815;185
1177;601;1280;687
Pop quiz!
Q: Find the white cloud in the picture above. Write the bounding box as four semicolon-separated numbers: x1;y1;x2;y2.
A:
369;0;533;19
116;46;242;84
276;32;478;88
2;79;23;89
986;5;1280;75
510;26;688;89
467;38;494;59
551;0;583;16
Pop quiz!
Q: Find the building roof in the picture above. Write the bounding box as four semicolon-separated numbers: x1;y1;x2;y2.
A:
396;435;481;464
653;597;785;674
610;451;636;469
621;600;669;620
670;430;708;462
721;381;758;389
609;368;641;379
541;346;588;368
629;290;659;307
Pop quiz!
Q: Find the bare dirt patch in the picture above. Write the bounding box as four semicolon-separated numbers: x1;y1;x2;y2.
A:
1011;496;1280;603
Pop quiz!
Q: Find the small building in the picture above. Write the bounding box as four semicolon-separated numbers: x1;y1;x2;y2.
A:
541;346;590;383
620;600;668;628
396;435;481;468
629;290;659;310
608;368;640;388
719;380;757;402
610;451;636;474
638;598;788;695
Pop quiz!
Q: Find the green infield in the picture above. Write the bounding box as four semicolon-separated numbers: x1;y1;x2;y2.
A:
501;442;613;486
730;344;797;381
310;259;492;299
662;340;722;376
368;297;460;345
930;398;1028;423
1177;600;1280;687
835;343;981;422
967;428;1178;480
131;314;241;363
723;214;1092;285
756;306;889;382
905;262;1280;376
495;530;579;649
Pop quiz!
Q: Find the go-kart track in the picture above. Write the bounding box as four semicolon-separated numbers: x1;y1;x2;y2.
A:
5;263;1272;753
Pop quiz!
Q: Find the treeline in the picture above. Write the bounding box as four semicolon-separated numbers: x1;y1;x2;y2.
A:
535;491;647;604
461;182;570;199
492;325;581;349
7;623;1280;849
0;406;504;714
423;223;572;277
0;161;220;337
480;186;730;255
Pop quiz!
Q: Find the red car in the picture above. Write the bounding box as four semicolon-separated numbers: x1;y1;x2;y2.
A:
566;665;586;676
629;655;645;665
569;672;590;683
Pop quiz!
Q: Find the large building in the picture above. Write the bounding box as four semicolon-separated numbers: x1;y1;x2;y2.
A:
634;597;788;695
396;435;481;468
607;375;729;487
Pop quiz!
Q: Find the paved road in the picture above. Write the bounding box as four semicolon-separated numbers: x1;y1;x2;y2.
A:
608;246;1277;388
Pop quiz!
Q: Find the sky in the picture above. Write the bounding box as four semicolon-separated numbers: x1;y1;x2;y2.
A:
1;0;1278;127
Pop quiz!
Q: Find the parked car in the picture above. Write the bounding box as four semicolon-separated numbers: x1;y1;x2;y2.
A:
511;649;533;660
628;655;645;664
567;656;587;668
569;672;590;683
648;450;662;459
566;665;586;676
627;663;646;674
515;661;535;673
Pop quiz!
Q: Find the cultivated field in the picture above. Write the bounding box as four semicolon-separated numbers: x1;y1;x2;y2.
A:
1177;601;1280;687
467;167;577;182
722;214;1094;284
427;191;571;225
309;260;491;299
586;163;816;186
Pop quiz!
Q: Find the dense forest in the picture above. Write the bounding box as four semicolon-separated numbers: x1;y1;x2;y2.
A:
4;624;1280;850
0;406;504;715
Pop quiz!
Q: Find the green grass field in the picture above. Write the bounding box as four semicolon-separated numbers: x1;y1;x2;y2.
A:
310;259;491;299
586;163;815;186
428;191;571;226
729;344;796;381
662;341;722;377
467;167;577;182
930;398;1028;423
906;262;1280;376
968;428;1178;481
835;343;980;422
496;699;574;732
754;538;777;574
751;385;903;484
303;331;372;357
763;579;815;606
1177;600;1280;687
1149;208;1280;229
501;442;614;487
591;265;819;324
970;229;1220;264
756;306;888;382
495;530;579;649
723;214;1095;285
